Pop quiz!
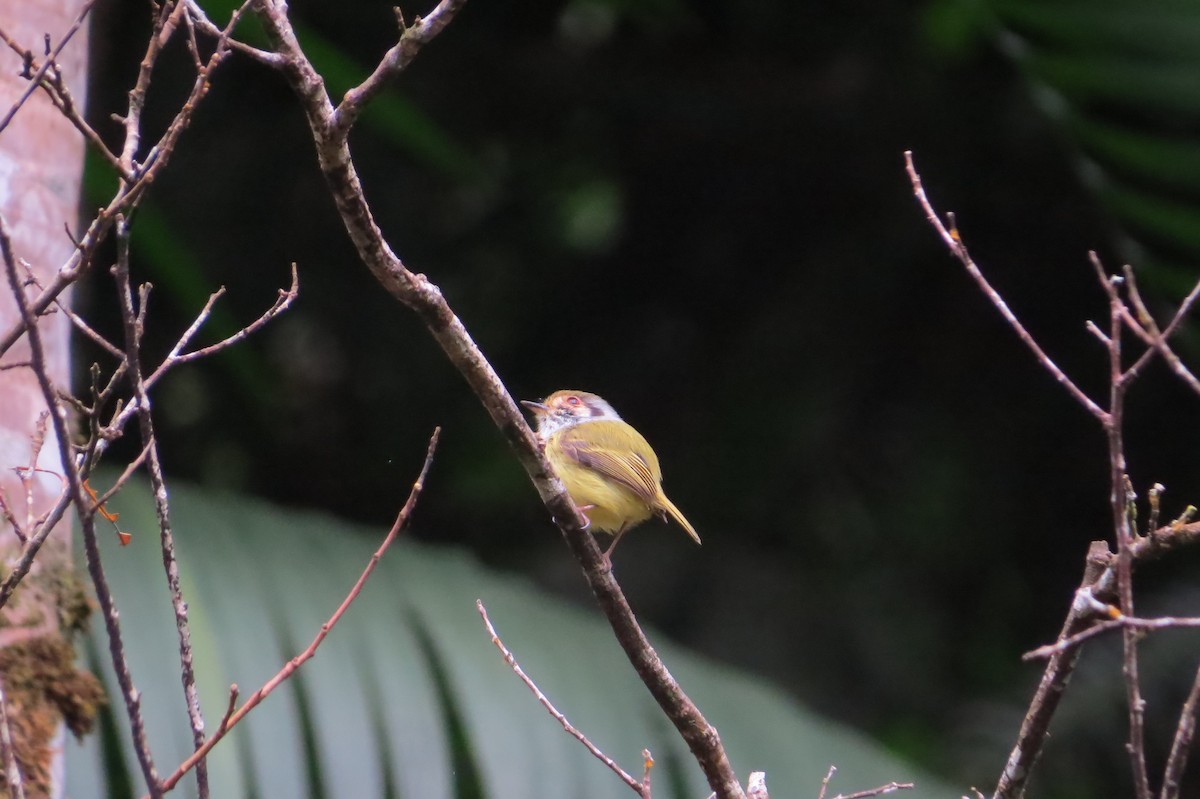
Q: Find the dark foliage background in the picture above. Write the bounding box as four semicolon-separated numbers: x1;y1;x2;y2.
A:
78;0;1200;795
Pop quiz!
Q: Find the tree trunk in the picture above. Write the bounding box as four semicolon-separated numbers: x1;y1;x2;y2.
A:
0;1;90;795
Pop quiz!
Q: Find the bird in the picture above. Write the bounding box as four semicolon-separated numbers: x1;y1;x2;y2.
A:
521;389;700;561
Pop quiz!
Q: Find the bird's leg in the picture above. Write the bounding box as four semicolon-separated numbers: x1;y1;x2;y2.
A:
601;523;630;567
553;503;596;529
575;503;596;530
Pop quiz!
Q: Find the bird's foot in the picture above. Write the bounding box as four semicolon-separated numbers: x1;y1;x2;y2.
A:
600;524;629;570
574;503;596;530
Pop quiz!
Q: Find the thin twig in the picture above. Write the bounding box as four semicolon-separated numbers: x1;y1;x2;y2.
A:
904;151;1108;421
0;0;98;135
146;263;298;382
334;0;468;134
829;782;913;799
1090;250;1153;799
152;427;441;796
252;3;745;794
8;412;52;540
1160;660;1200;799
90;263;297;472
0;488;73;609
0;492;22;544
1147;484;1164;538
119;0;185;172
0;191;125;359
7;463;65;534
818;766;837;799
58;306;125;360
816;764;912;799
0;676;25;799
3;43;128;178
1085;319;1111;346
112;218;210;797
0;1;239;361
640;750;654;798
906;154;1200;799
477;599;647;797
88;440;154;513
178;2;203;68
1024;615;1200;660
184;0;280;66
217;685;239;732
1120;262;1200;394
745;771;769;799
994;544;1111;799
0;215;163;796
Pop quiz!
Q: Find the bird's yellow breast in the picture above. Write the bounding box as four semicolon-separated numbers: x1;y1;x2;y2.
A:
545;432;655;534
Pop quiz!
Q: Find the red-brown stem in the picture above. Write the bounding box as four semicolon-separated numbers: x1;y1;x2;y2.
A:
904;151;1108;422
477;600;646;797
1089;252;1152;799
1160;661;1200;799
152;428;440;796
112;219;210;796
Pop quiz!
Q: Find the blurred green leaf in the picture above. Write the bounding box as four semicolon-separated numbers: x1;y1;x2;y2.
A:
67;477;959;798
991;0;1200;274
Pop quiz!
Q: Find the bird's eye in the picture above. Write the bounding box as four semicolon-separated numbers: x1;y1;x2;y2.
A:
566;396;582;407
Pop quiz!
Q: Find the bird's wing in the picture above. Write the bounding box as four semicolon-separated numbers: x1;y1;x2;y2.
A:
557;422;660;504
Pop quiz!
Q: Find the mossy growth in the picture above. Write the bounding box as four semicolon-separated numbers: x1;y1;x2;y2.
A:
0;635;106;796
48;566;94;636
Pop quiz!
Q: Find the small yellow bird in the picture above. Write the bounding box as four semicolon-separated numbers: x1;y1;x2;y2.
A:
522;390;701;560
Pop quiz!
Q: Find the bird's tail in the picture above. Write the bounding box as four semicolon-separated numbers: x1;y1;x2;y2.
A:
658;495;701;545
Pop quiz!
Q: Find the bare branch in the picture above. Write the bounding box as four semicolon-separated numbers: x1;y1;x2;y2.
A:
0;1;240;361
112;218;210;796
1024;615;1200;661
904;151;1108;421
153;427;441;796
0;0;98;135
906;154;1200;799
477;599;647;797
746;771;768;799
148;263;298;379
251;3;745;793
0;214;163;796
994;543;1111;799
1089;252;1153;799
184;0;281;66
1161;661;1200;799
640;750;654;797
334;0;468;134
90;263;297;470
119;0;187;172
52;294;126;360
0;675;25;799
1119;263;1200;394
995;518;1200;798
818;765;836;799
88;440;154;513
1085;319;1111;347
0;488;73;609
828;782;913;799
815;764;912;799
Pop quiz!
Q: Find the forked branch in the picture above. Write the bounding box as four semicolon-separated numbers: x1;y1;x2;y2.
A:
906;150;1200;799
244;1;746;795
152;428;441;796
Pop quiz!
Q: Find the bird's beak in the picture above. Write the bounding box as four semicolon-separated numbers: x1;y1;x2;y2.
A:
521;399;549;414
